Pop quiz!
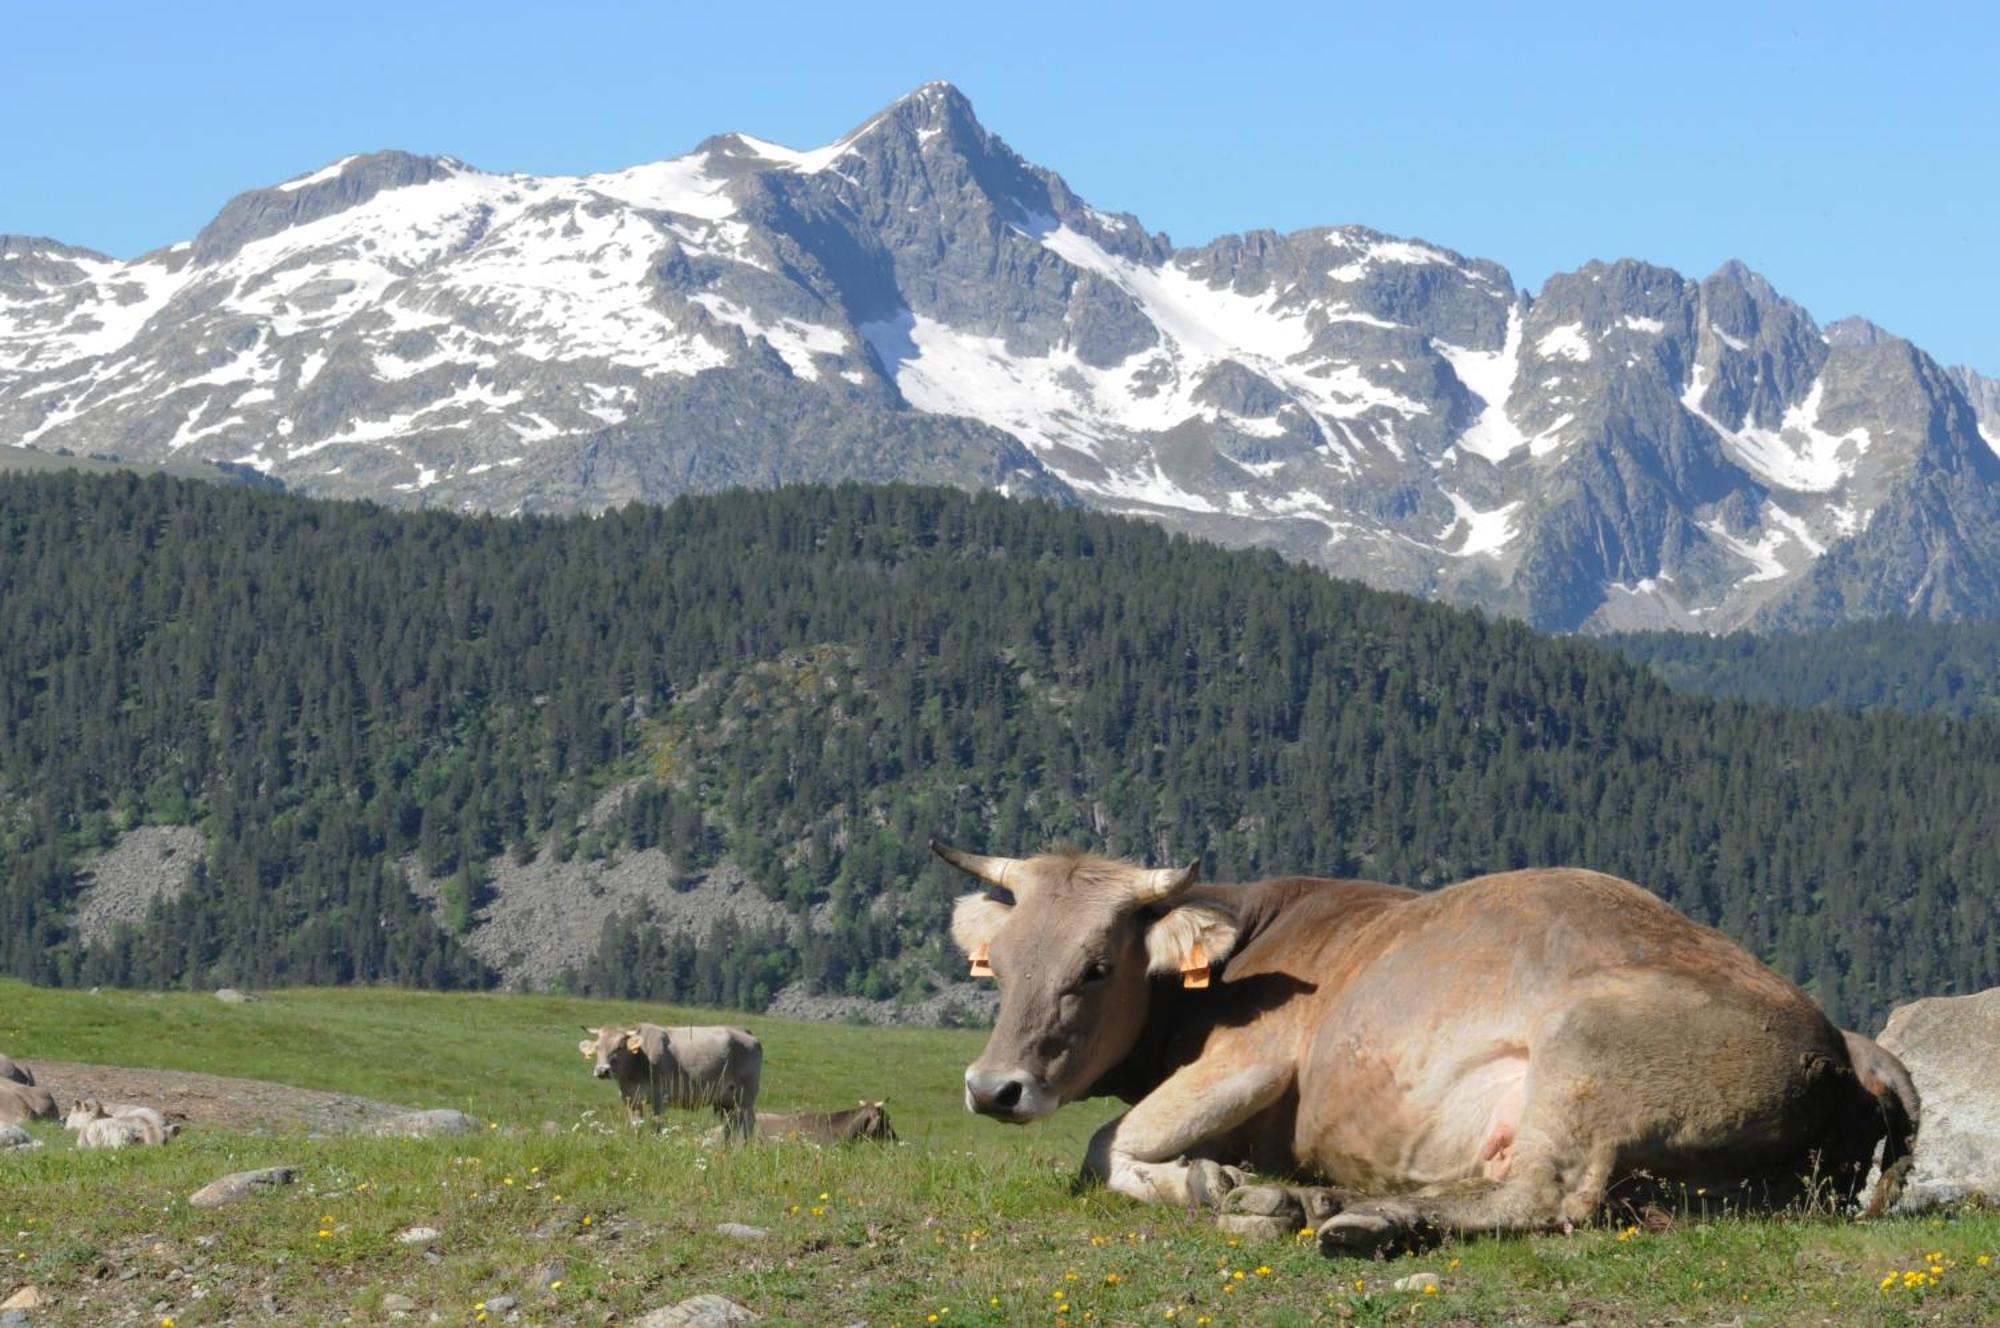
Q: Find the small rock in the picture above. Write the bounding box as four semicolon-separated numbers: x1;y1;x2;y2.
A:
0;1125;41;1151
633;1294;758;1328
714;1222;768;1240
1;1310;27;1328
382;1291;419;1312
0;1287;42;1311
1392;1272;1439;1293
532;1260;568;1292
213;987;260;1004
485;1295;518;1313
1214;1214;1290;1241
396;1226;442;1245
372;1109;482;1139
188;1166;296;1209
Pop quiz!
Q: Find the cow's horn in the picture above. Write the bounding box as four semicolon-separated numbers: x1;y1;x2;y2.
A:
929;839;1023;893
1131;860;1200;905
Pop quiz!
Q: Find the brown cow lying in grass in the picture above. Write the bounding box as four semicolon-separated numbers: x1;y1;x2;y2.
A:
937;841;1919;1256
0;1078;56;1127
710;1100;897;1145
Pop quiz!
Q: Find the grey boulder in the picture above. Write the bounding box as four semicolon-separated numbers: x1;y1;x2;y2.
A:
1877;987;2000;1209
633;1295;758;1327
188;1165;297;1209
372;1109;483;1138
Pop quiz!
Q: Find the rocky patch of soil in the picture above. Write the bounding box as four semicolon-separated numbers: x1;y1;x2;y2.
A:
28;1062;409;1136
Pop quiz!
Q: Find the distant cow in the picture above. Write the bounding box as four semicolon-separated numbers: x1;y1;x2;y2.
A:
63;1098;177;1139
0;1054;33;1086
937;841;1920;1255
579;1023;762;1141
741;1100;897;1145
0;1079;56;1127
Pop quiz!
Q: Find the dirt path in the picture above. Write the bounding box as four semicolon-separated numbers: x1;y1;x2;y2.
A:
29;1061;409;1135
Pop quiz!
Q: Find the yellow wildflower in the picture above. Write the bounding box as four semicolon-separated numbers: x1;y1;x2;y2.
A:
1424;1284;1439;1296
1105;1274;1122;1285
550;1281;563;1291
1255;1264;1272;1276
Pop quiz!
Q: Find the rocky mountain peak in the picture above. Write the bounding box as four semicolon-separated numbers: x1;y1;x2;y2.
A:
4;84;1998;634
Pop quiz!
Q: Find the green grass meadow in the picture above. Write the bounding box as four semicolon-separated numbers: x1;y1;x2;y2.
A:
1;980;1996;1326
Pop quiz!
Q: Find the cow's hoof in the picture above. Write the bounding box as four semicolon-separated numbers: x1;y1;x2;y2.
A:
1185;1159;1246;1209
1315;1203;1438;1259
1224;1183;1306;1225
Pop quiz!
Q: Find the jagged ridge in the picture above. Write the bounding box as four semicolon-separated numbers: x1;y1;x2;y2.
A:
3;83;1997;631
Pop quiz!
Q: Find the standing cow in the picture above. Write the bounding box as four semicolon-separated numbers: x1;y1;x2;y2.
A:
578;1023;761;1141
936;841;1917;1255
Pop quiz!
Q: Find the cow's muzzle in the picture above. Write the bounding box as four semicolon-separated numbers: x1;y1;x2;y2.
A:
592;1066;611;1080
964;1067;1056;1123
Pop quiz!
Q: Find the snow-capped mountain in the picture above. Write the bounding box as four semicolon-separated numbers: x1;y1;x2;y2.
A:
5;82;1998;631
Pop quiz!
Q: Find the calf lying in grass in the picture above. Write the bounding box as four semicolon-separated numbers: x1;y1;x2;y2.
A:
65;1098;178;1148
707;1100;898;1146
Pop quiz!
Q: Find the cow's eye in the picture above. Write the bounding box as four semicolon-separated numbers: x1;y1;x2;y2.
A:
1083;959;1112;984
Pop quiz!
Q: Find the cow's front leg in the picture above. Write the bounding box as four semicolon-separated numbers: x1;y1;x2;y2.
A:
1082;1061;1292;1210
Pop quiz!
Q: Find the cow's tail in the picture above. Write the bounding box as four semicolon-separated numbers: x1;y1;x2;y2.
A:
1844;1031;1920;1218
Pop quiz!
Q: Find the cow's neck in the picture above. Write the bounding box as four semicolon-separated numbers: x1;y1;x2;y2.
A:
1086;876;1413;1104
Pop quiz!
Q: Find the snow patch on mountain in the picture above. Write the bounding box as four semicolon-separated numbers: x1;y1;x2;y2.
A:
1537;323;1592;362
1685;370;1871;493
1441;491;1522;556
1435;309;1526;462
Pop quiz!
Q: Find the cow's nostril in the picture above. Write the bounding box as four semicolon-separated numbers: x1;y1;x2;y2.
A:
992;1079;1023;1110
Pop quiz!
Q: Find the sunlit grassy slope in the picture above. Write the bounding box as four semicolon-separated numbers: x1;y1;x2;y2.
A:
2;981;1996;1327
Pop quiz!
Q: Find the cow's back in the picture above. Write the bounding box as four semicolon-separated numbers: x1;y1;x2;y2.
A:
1289;868;1847;1189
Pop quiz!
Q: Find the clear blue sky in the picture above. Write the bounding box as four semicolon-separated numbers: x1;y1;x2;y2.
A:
3;1;1994;373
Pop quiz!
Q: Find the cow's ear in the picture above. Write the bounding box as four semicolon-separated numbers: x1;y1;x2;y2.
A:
1144;903;1240;986
577;1040;595;1058
623;1032;644;1054
951;892;1011;958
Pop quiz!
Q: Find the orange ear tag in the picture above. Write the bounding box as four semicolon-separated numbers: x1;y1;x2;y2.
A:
1180;942;1211;990
969;942;994;979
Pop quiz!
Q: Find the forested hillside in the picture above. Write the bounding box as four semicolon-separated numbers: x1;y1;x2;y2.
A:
1605;622;2000;718
2;473;1996;1027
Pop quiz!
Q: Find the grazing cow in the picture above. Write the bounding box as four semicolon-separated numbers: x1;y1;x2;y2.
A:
0;1079;56;1127
753;1100;898;1145
578;1023;762;1141
0;1053;33;1086
936;841;1919;1255
67;1099;175;1148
